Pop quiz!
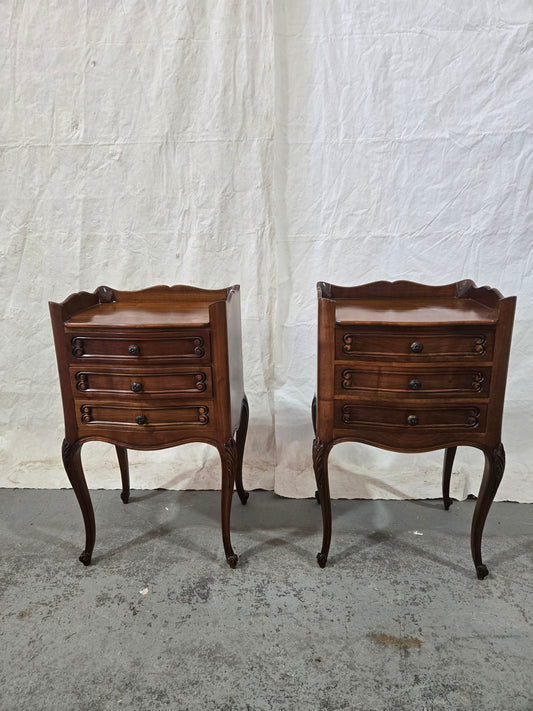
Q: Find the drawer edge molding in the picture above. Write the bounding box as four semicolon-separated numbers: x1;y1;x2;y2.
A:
339;331;492;359
79;404;210;428
74;369;209;394
70;334;206;359
339;367;488;395
341;404;482;430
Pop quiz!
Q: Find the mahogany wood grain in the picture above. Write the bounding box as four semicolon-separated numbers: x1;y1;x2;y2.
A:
66;301;212;328
336;298;498;326
313;279;516;579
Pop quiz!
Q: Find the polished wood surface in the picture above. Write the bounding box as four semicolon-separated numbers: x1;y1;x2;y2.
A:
66;301;212;328
335;297;499;326
50;284;249;568
313;279;516;579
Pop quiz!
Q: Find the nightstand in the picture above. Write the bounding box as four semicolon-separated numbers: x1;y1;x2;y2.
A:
50;284;249;568
312;280;516;579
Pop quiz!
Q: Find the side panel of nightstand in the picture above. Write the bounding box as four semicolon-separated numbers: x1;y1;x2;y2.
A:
316;296;336;443
482;296;516;445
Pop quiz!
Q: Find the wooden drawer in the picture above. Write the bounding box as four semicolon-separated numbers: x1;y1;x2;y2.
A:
70;365;212;398
335;327;494;362
335;401;487;433
76;400;212;430
335;365;491;398
67;329;210;362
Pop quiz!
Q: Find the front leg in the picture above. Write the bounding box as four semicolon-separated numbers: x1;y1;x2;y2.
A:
220;437;239;568
313;436;332;568
471;443;505;580
62;438;95;565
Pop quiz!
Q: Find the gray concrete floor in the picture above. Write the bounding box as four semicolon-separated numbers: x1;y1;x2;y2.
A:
0;489;532;711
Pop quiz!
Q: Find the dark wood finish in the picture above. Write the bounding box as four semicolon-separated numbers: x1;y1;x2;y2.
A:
50;284;249;568
313;280;516;579
442;446;456;511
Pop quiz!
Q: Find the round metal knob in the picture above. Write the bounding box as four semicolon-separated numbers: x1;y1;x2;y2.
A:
410;342;423;353
128;344;140;356
135;414;147;425
130;381;143;393
409;379;422;390
407;415;419;426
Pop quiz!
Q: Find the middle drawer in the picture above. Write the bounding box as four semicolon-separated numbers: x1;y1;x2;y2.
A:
70;365;213;399
334;365;491;398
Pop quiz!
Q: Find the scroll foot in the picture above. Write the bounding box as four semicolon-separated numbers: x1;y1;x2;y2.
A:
79;551;92;566
317;552;328;568
476;564;489;580
226;554;238;569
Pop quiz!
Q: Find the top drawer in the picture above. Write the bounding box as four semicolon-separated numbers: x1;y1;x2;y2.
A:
335;327;494;362
67;329;211;363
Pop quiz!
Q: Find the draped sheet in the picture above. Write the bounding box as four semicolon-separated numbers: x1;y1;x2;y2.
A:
1;1;532;501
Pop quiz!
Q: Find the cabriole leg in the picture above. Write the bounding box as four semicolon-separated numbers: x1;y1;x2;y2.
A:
62;438;95;566
313;436;331;568
116;446;130;504
442;446;457;510
220;437;238;568
471;443;505;580
235;395;249;505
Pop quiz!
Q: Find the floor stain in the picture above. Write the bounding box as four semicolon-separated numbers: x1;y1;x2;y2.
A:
369;632;423;653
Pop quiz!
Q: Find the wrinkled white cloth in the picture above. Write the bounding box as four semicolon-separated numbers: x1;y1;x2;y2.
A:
1;1;532;501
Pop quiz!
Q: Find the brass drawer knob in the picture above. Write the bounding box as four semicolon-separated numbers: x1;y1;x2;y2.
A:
407;414;419;426
410;342;423;353
135;414;147;425
409;379;422;390
128;344;140;356
130;381;143;393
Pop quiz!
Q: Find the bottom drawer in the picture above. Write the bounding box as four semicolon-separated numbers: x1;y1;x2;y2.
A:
76;401;212;429
336;402;486;432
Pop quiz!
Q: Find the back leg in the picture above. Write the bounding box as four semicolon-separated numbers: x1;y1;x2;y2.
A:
235;395;249;505
442;447;457;510
116;446;130;504
312;395;320;503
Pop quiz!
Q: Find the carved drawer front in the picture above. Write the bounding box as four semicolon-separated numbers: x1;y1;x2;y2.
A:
70;366;212;398
335;365;491;398
335;328;494;362
335;402;487;432
76;401;212;430
68;329;210;362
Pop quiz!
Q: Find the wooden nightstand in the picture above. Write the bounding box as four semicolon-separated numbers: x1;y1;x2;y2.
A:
50;284;249;568
312;280;516;579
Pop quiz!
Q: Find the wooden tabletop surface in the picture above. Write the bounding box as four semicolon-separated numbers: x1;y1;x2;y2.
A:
335;297;499;326
65;301;212;328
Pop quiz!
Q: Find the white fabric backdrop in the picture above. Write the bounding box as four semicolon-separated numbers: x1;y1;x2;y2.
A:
1;1;532;501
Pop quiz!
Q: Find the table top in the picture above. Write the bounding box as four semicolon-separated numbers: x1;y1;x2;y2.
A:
335;297;499;326
65;301;212;329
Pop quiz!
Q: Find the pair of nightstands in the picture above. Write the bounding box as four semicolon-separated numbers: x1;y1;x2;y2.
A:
50;280;515;578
